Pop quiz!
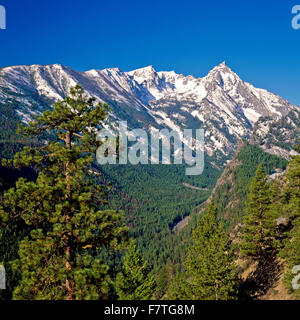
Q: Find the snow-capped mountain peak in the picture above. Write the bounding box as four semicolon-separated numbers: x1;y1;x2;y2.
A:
205;61;241;87
0;62;298;161
128;65;157;84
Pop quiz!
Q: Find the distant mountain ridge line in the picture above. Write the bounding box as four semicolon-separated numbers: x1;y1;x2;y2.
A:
1;62;297;107
0;62;299;161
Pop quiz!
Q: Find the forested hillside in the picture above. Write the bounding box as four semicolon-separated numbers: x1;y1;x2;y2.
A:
212;143;288;228
0;85;299;300
165;148;300;300
100;162;219;271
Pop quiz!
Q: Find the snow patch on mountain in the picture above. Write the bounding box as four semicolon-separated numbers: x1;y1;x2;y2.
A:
0;62;298;162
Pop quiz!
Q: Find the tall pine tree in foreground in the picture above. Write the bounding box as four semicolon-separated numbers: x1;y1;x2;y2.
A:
116;240;156;300
0;85;127;300
240;164;277;261
169;201;237;300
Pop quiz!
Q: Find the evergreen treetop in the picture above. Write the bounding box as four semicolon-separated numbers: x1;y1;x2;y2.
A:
116;240;156;300
169;201;237;300
0;85;127;300
239;164;278;261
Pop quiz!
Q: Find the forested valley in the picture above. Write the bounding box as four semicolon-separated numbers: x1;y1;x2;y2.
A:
0;86;299;300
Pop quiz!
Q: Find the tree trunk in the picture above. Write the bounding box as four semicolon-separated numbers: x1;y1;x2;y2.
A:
65;130;73;300
215;280;219;300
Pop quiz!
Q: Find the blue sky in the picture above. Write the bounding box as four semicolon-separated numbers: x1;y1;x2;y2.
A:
0;0;300;105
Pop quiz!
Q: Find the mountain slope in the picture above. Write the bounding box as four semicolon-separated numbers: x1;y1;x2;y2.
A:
172;142;288;234
211;142;288;228
0;62;298;163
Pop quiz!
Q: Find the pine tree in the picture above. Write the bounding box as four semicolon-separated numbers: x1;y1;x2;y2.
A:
279;155;300;297
169;201;237;300
283;154;300;222
0;85;127;300
154;259;175;299
239;164;278;261
116;240;156;300
167;273;190;300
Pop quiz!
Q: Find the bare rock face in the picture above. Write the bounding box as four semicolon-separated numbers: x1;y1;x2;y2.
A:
0;62;299;164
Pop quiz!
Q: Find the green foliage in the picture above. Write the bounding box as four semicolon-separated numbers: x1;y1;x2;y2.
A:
0;87;296;300
168;201;238;300
153;260;175;299
293;141;300;153
0;101;35;159
213;143;287;228
239;164;278;260
101;162;220;272
166;273;191;300
278;155;300;298
116;240;156;300
0;85;127;300
0;165;36;300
